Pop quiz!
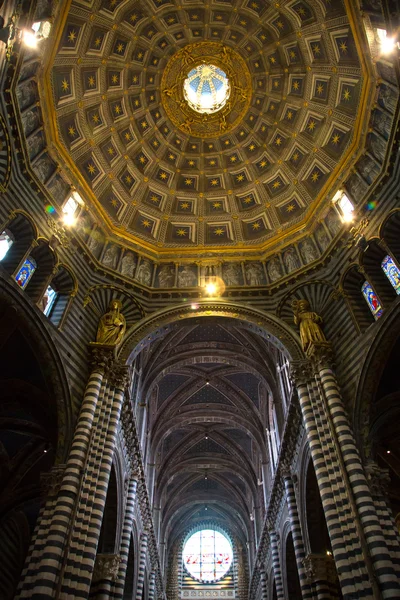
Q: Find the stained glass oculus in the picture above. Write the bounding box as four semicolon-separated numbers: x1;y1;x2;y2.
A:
184;64;230;114
183;529;233;582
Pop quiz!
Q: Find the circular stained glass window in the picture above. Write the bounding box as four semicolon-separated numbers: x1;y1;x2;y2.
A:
183;64;230;114
183;529;233;582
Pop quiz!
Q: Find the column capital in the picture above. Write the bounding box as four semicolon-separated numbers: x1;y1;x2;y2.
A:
305;341;335;369
365;461;390;497
41;464;67;498
108;363;131;389
303;553;338;585
88;342;116;371
92;553;121;583
290;360;313;386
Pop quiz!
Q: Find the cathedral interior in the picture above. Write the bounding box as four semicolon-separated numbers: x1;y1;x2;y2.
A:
0;0;400;598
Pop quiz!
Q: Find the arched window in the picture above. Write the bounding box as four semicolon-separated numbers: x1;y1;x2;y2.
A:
267;402;279;470
381;255;400;295
42;286;58;316
0;230;13;261
41;266;75;327
361;281;383;320
15;256;37;289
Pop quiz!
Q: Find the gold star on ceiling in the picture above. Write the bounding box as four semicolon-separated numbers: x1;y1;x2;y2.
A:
286;203;295;212
272;180;281;189
159;171;168;180
92;114;100;124
292;80;300;90
111;74;119;84
132;75;139;84
210;179;219;186
176;228;187;236
138;155;146;163
270;56;276;64
67;30;77;43
141;121;148;129
141;219;152;228
243;196;253;204
150;195;159;203
116;42;125;53
114;105;121;115
125;175;132;184
252;221;261;230
88;76;96;88
213;202;222;209
248;144;256;151
61;78;69;92
277;21;284;29
339;41;348;53
185;178;193;186
94;37;102;48
286;111;293;120
308;120;316;131
343;88;351;101
236;174;245;182
316;84;324;95
214;227;225;236
107;146;115;155
87;163;96;175
110;198;118;207
125;132;132;141
259;160;268;168
180;202;190;209
68;126;76;137
275;137;282;146
188;160;195;167
292;152;299;161
311;170;320;182
230;156;237;163
312;44;321;56
331;133;341;145
289;50;296;59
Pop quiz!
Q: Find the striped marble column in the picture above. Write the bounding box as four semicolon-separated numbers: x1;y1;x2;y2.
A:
15;465;66;596
292;362;373;599
135;531;148;600
365;462;400;572
177;541;184;595
112;474;139;599
268;529;284;600
260;568;268;600
318;364;400;598
60;367;128;597
148;569;156;600
16;350;111;599
283;473;315;600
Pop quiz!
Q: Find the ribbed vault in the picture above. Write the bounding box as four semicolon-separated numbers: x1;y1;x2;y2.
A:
131;317;291;552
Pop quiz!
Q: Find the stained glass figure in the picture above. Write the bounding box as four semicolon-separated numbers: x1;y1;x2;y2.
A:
183;529;232;582
381;255;400;294
42;285;58;316
184;64;230;114
0;230;13;261
15;256;36;289
361;280;383;320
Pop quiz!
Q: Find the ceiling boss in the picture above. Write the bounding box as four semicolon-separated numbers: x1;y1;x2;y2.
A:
161;42;252;138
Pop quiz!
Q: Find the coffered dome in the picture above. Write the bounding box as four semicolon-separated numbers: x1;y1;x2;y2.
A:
41;0;371;261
